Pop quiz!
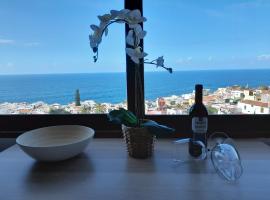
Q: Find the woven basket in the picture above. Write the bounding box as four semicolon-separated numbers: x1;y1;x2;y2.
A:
122;124;155;159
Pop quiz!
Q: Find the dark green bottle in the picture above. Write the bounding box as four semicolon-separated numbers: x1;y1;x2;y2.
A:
189;84;208;157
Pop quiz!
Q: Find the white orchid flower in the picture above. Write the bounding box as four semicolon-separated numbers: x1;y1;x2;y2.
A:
126;9;147;26
98;22;109;36
89;34;97;48
134;24;146;40
156;56;164;67
110;9;130;20
125;25;146;47
91;23;108;36
90;24;100;32
98;14;112;23
126;30;135;46
118;9;130;19
110;10;119;18
89;32;102;48
126;47;148;64
98;14;111;36
90;24;103;39
89;24;103;48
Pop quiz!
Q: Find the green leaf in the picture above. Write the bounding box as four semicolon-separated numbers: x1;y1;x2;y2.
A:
141;120;175;136
108;108;138;126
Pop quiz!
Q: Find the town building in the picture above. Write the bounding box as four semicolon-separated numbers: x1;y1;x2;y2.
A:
238;100;270;114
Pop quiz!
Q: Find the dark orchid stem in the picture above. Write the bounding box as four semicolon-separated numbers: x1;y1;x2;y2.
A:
134;64;144;123
144;61;173;73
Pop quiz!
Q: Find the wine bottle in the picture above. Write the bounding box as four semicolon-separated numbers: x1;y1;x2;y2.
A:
189;84;208;158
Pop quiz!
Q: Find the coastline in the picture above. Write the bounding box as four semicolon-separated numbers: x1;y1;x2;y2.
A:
1;69;270;104
1;85;270;115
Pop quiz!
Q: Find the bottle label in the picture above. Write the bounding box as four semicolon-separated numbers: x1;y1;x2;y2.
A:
192;117;208;133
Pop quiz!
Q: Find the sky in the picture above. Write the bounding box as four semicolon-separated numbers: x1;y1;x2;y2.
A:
0;0;270;74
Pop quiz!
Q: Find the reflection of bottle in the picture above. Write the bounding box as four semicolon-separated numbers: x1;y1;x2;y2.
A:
189;84;208;157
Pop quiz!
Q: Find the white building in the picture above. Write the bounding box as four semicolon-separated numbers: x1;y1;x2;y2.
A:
182;93;193;100
166;108;183;115
243;90;256;101
261;93;270;103
231;89;244;99
238;100;270;114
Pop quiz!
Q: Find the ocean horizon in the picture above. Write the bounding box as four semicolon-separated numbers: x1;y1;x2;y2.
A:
0;69;270;104
1;68;270;76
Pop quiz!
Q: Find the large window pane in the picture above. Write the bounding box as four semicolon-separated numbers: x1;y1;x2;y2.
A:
144;0;270;115
0;0;126;114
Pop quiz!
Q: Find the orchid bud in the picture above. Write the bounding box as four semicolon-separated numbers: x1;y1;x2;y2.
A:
93;47;98;53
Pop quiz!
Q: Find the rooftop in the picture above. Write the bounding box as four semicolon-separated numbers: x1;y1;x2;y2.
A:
241;100;269;108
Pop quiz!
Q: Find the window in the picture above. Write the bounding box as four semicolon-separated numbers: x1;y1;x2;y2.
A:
0;0;126;115
1;0;270;138
144;0;270;115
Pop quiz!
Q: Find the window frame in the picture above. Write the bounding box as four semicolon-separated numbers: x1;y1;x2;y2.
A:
0;0;270;138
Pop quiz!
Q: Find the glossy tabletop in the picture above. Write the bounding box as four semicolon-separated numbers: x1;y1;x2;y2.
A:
0;139;270;200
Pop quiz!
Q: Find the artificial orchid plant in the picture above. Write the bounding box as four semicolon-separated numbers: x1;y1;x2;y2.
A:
89;9;172;73
89;9;174;135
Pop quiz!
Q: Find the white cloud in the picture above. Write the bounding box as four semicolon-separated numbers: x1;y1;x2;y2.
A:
176;57;193;64
7;62;14;67
0;39;15;45
257;54;270;61
0;39;41;47
187;57;192;61
0;62;15;74
176;58;183;64
0;62;14;68
231;1;269;9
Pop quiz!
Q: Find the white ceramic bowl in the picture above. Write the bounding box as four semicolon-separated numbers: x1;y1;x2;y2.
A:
16;125;95;162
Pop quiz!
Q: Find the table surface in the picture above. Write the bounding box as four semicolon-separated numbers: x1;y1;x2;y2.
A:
0;139;270;200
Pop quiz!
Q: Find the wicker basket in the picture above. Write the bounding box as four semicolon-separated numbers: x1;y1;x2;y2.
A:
122;124;155;159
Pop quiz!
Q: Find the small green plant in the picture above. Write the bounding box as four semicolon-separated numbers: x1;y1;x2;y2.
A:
108;108;174;136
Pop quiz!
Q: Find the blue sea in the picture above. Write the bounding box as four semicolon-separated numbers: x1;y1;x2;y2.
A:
0;69;270;104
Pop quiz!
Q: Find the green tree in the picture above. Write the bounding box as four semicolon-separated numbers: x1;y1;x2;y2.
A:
206;106;218;114
93;103;107;113
80;105;91;114
75;89;81;106
258;85;269;90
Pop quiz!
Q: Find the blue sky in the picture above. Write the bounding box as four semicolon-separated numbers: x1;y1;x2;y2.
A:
0;0;270;74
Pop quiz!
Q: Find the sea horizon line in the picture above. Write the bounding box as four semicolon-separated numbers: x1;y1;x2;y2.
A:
1;68;270;76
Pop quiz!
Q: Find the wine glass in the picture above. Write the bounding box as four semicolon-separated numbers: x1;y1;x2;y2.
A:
173;132;243;182
173;138;207;163
209;133;243;181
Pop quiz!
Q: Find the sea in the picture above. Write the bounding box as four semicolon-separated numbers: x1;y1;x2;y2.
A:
0;69;270;104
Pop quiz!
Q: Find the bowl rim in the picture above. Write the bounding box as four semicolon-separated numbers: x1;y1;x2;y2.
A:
16;125;95;148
